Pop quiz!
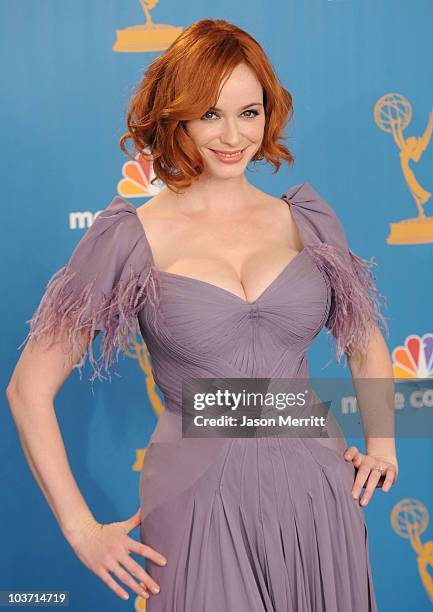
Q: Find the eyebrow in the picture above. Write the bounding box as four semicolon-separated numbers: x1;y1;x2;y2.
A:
209;102;264;112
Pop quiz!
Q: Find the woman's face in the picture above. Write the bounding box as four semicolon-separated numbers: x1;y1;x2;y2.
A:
185;62;266;178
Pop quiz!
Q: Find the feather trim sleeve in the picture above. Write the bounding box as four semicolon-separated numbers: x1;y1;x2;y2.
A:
18;197;158;386
283;182;389;366
308;242;389;365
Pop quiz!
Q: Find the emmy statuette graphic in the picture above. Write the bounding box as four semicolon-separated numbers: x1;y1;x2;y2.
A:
113;0;183;52
125;334;165;471
374;94;433;245
392;498;433;604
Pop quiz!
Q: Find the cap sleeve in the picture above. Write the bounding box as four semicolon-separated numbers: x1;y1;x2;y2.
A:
18;197;158;385
282;182;389;366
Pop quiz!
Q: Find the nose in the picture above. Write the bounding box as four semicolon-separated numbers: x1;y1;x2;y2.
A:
219;117;242;147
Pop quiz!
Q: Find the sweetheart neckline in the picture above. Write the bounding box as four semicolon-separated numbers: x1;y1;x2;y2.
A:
157;248;308;306
125;194;306;307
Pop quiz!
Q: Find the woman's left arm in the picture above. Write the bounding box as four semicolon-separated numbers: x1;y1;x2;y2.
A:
344;322;399;506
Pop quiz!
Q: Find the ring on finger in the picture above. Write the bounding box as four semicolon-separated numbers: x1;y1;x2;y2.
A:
372;464;386;476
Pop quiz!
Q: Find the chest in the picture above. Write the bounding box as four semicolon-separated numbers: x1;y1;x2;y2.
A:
137;246;332;355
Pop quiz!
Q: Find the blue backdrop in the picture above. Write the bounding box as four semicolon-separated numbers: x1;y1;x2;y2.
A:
2;1;433;610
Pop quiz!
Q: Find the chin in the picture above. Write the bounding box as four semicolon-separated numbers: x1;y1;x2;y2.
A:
206;165;247;177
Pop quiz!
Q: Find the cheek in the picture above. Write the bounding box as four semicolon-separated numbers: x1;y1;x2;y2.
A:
245;120;265;142
185;121;217;145
244;114;266;138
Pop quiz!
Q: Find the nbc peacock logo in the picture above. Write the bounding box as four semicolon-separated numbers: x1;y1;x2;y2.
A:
392;333;433;378
117;150;164;198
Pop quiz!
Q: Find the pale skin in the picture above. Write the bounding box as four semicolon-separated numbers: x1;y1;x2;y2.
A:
345;326;399;505
6;62;397;602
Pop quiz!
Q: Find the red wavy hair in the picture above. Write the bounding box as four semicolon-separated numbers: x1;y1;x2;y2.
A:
119;18;295;193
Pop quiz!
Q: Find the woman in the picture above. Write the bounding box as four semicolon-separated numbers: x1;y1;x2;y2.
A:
7;18;398;611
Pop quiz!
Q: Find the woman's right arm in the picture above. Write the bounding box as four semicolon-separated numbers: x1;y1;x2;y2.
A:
6;330;166;602
6;329;98;541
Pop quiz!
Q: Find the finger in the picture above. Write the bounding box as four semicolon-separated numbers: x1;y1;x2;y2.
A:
121;554;161;595
110;562;152;600
129;540;167;566
98;568;130;601
360;469;382;506
125;509;142;532
352;465;371;499
352;451;365;469
382;466;397;492
345;446;364;467
344;446;359;461
139;581;151;598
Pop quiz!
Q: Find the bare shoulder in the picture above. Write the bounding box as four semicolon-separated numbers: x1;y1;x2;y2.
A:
134;191;189;268
249;186;295;222
135;191;179;223
135;191;185;248
248;186;303;250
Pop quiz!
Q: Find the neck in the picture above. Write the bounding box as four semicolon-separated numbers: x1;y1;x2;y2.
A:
168;174;261;215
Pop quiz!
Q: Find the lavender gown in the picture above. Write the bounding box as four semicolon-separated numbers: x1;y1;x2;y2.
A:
21;182;388;611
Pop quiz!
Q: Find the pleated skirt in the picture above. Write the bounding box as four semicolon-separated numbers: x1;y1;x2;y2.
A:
139;436;377;612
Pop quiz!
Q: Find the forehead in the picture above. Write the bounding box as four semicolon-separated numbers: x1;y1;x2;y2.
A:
216;65;263;107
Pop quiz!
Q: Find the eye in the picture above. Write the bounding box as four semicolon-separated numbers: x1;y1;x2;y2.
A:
242;109;260;118
200;109;261;121
201;110;218;120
